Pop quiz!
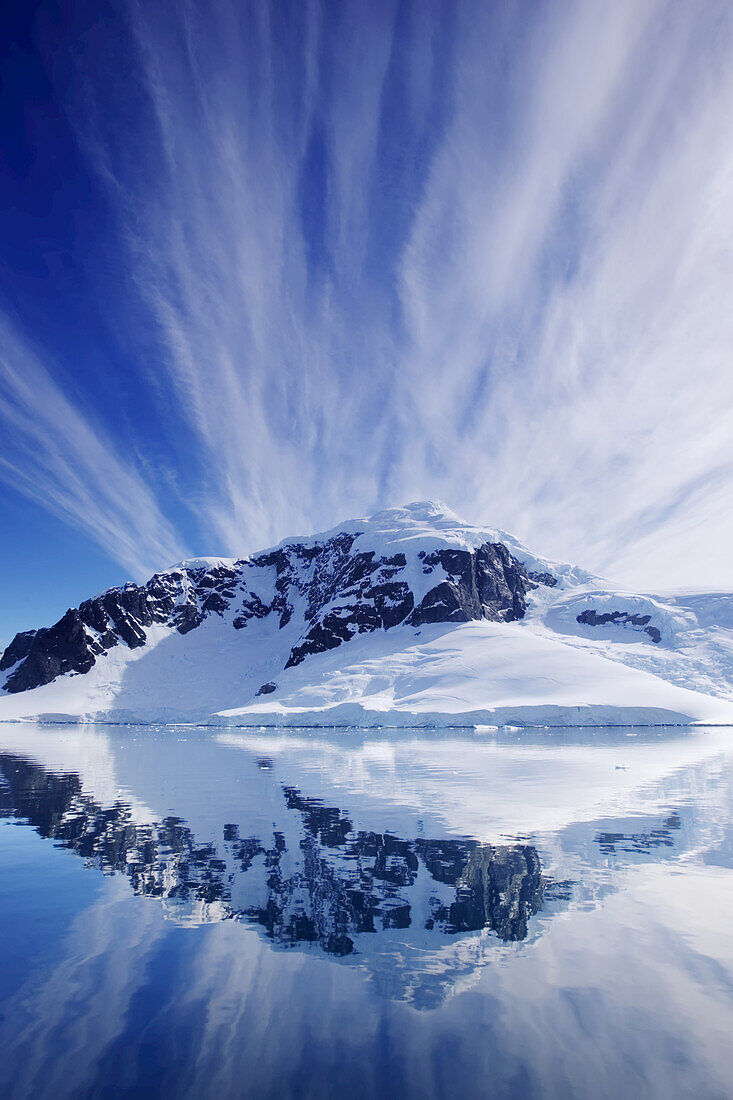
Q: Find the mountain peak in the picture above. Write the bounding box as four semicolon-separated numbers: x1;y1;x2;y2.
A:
367;500;464;524
267;499;529;568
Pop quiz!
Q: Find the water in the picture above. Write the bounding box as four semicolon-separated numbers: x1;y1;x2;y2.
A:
1;722;732;1099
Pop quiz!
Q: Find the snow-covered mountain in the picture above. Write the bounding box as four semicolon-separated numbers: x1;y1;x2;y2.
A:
2;501;733;726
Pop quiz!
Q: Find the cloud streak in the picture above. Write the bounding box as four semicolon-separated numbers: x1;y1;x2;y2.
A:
3;0;732;588
0;317;187;577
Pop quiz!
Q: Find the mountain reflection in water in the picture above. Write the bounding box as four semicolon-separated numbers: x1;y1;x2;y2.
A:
2;726;733;1100
0;752;553;961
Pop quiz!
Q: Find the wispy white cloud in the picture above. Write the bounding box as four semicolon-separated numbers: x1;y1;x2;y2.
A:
396;0;733;587
0;317;187;577
41;0;733;586
69;0;412;553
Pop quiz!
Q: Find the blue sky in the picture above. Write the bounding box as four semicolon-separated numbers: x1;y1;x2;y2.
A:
1;0;732;641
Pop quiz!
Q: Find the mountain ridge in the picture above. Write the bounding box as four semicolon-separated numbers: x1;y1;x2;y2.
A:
1;502;543;694
2;502;733;727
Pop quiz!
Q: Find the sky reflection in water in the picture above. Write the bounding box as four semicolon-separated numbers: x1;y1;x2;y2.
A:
0;723;732;1099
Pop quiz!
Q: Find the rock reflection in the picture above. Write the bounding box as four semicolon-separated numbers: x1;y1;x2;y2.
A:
595;812;682;855
246;788;547;954
0;752;546;958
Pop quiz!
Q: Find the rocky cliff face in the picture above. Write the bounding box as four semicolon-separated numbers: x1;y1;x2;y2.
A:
0;563;241;693
1;528;537;694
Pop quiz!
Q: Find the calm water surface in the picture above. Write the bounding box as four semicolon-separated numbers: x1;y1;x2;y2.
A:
1;722;733;1099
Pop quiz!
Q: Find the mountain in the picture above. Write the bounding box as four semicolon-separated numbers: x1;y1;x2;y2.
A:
2;501;733;726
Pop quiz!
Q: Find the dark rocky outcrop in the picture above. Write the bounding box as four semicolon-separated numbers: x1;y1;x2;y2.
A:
286;542;530;667
0;630;37;671
1;528;532;693
528;570;557;587
256;682;277;696
409;544;528;627
577;608;661;644
1;564;241;693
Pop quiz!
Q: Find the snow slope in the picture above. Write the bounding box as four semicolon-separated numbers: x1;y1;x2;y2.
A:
2;501;733;727
213;621;733;728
